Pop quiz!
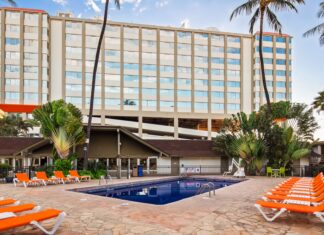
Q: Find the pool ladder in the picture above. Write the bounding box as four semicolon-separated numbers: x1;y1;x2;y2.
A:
196;182;216;198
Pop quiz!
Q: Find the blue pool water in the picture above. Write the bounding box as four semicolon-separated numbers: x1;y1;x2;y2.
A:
74;178;241;205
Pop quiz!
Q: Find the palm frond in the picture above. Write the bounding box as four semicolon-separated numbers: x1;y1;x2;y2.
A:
317;2;324;18
5;0;16;6
269;0;302;12
265;7;282;33
249;8;260;34
303;23;324;37
230;0;259;20
114;0;121;9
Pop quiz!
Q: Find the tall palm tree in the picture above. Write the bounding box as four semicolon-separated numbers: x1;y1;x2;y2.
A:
230;0;304;113
83;0;120;170
303;2;324;45
313;91;324;112
2;0;16;6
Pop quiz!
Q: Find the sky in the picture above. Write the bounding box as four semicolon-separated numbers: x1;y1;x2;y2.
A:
1;0;324;139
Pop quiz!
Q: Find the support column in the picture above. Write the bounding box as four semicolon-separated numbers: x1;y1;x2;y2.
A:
174;118;179;139
127;158;130;179
101;115;105;126
146;158;150;175
0;159;5;164
12;158;16;169
117;158;121;179
138;116;143;138
208;118;212;140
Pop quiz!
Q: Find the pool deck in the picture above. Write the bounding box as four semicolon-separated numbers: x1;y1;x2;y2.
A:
1;176;324;235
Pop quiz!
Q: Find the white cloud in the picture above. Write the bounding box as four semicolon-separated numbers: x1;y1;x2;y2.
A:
52;0;67;6
85;0;101;13
137;7;146;13
155;0;168;8
180;18;190;28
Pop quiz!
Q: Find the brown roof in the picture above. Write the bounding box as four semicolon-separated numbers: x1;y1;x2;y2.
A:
146;140;218;158
0;137;45;156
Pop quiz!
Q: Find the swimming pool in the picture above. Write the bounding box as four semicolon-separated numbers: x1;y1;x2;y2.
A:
73;177;241;205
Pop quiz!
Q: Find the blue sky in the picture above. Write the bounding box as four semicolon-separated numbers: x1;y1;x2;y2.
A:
2;0;324;138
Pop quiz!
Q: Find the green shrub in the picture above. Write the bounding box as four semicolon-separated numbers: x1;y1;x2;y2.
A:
0;164;11;178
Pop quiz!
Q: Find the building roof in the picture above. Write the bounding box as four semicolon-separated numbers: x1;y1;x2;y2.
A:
0;137;45;156
146;140;218;158
0;7;46;13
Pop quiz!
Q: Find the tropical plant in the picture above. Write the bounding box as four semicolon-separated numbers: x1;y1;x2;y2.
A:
303;2;324;45
313;91;324;112
230;0;304;112
0;114;33;136
54;154;77;175
124;99;136;106
84;0;121;170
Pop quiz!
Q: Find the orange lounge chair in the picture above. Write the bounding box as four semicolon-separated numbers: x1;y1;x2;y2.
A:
54;171;75;184
0;209;66;235
0;199;20;207
264;193;324;206
0;203;40;214
36;172;60;185
13;173;43;188
69;170;91;182
255;200;324;222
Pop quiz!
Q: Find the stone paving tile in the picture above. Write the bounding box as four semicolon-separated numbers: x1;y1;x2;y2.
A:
1;176;324;234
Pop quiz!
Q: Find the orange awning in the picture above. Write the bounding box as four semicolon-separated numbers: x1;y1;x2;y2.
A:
0;104;38;113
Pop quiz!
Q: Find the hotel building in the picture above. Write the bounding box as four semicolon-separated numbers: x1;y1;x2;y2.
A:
0;8;292;140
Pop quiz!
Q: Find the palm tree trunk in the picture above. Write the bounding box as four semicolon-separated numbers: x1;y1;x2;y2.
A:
259;11;272;113
83;0;110;170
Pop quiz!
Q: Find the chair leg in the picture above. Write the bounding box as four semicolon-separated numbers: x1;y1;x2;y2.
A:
30;212;66;235
314;212;324;222
255;204;286;222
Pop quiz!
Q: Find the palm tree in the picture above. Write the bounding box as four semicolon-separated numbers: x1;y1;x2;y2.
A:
313;91;324;112
230;0;304;113
0;114;33;136
83;0;120;170
2;0;16;6
303;2;324;45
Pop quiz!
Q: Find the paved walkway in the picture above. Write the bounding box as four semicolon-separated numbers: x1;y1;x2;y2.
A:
1;176;324;235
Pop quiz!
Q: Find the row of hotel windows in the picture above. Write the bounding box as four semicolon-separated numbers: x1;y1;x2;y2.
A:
4;92;47;102
255;80;291;88
5;38;47;47
5;79;48;87
256;47;291;54
5;25;48;35
65;96;241;111
255;58;291;65
255;35;291;43
5;65;48;75
5;51;48;60
255;92;288;99
255;69;290;77
5;11;46;21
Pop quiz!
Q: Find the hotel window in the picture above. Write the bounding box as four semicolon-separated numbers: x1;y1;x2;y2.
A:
288;82;292;88
177;55;191;62
106;86;120;93
142;29;156;36
66;34;81;41
228;103;240;110
178;67;191;74
227;59;240;65
227;92;240;99
160;101;174;108
178;102;191;109
227;81;240;87
5;92;19;100
142;76;156;83
142;64;156;71
105;50;120;58
42;27;47;36
211;46;224;53
124;99;138;106
212;103;224;111
178;31;191;39
228;70;240;77
86;36;99;43
105;74;120;81
6;25;19;33
124;87;139;94
124;75;139;82
227;47;241;54
160;30;174;37
160;53;174;61
124;51;139;59
24;52;38;60
5;65;19;73
66;71;82;80
86;85;101;92
254;80;260;87
86;48;96;56
142;52;156;60
227;36;240;43
256;47;273;53
195;45;208;52
6;11;20;20
255;58;273;64
25;39;38;47
86;73;101;82
42;81;48;88
276;37;286;43
124;39;138;46
24;79;38;87
177;90;191;97
211;91;224;99
276;92;286;99
66;59;82;67
256;35;272;41
195;56;208;64
66;21;82;29
142;100;157;107
276;48;286;54
211;57;224;64
276;59;286;65
24;26;38;33
211;35;224;42
255;69;273;75
195;79;208;86
195;33;208;40
160;65;174;73
66;84;82;91
195;68;208;75
266;81;273;87
177;43;191;51
124;63;139;70
106;62;120;69
6;51;20;59
276;81;286;88
142;88;157;96
105;98;120;106
211;69;224;76
255;92;260;98
195;102;208;111
66;47;82;54
124;27;138;35
195;91;208;97
211;80;224;87
276;70;286;76
142;40;156;47
5;79;19;86
160;77;174;84
24;92;38;101
66;97;82;105
160;89;174;97
24;13;38;21
106;25;119;33
178;78;191;86
289;49;292;54
42;93;48;103
6;38;20;46
160;42;174;49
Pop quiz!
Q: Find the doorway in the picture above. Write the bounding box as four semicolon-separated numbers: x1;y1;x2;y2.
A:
171;157;180;175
